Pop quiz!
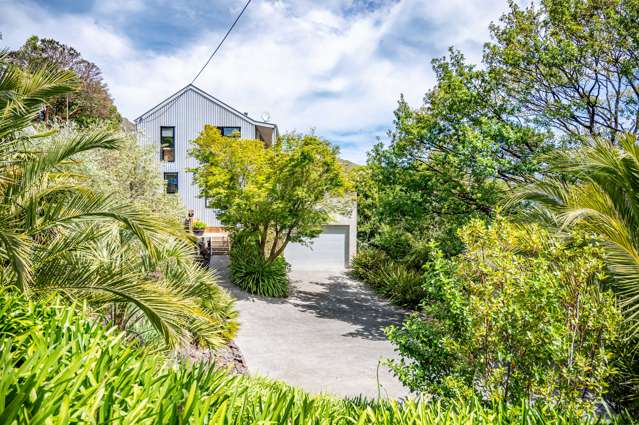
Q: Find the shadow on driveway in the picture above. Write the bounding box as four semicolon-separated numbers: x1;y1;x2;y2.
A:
212;256;406;341
287;273;405;341
210;255;409;399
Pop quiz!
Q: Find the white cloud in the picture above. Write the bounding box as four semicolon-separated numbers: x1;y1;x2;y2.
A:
0;0;511;163
92;0;145;16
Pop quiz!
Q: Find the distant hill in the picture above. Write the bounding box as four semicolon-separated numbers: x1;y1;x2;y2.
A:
339;158;360;171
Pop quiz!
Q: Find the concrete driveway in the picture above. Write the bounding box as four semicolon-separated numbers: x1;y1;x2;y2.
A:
211;256;408;399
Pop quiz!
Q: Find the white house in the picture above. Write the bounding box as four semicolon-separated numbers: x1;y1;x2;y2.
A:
135;84;356;270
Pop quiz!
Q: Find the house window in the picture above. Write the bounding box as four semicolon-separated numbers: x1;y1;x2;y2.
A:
217;126;241;137
164;172;178;194
160;126;175;162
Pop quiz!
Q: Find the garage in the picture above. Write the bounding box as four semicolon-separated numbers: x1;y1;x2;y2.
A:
284;225;350;270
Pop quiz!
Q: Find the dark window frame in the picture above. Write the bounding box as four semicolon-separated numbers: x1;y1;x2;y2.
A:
160;126;175;162
164;172;178;194
217;126;241;137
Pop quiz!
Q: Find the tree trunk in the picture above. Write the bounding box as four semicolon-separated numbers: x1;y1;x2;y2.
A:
258;224;269;258
268;227;294;262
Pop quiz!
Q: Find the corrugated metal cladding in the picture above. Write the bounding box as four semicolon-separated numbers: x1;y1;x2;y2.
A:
136;87;257;226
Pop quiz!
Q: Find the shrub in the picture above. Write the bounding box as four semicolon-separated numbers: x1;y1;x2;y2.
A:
370;224;414;260
0;287;633;424
352;249;424;309
229;232;289;297
401;239;435;270
192;219;207;230
353;246;425;308
73;127;186;224
352;247;389;288
378;262;425;308
386;218;622;413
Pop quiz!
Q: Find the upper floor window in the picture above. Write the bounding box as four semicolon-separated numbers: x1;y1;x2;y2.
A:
164;172;178;194
160;126;175;162
217;126;241;138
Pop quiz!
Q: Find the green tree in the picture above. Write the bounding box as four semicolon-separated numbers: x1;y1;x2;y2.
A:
9;36;121;126
0;56;234;348
394;50;547;188
190;127;349;263
357;50;548;254
387;218;621;412
485;0;639;142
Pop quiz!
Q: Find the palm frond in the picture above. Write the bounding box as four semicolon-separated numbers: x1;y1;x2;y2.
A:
0;63;76;139
507;134;639;339
0;62;235;349
3;129;123;200
0;216;32;290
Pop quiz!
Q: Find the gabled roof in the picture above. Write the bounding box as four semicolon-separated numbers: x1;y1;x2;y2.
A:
134;84;278;129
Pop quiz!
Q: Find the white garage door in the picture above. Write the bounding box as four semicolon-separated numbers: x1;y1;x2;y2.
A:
284;225;349;270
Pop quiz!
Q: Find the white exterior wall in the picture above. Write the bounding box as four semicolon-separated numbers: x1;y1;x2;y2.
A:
136;87;257;226
328;203;358;265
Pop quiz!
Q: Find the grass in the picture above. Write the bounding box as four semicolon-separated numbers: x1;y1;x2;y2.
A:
0;288;634;424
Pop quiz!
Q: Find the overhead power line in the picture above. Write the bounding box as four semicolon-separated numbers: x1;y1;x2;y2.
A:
191;0;253;84
136;0;252;125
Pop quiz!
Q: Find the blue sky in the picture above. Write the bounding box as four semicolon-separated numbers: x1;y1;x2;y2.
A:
1;0;512;163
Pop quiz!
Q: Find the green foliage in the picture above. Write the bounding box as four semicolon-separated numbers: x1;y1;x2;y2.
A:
92;229;238;347
9;36;121;126
229;231;289;297
352;246;390;288
474;4;639;410
0;288;240;424
71;125;185;224
191;127;349;297
510;135;639;409
352;247;426;309
376;262;425;308
0;53;77;139
353;225;436;309
511;135;639;338
1;288;632;424
0;56;236;348
353;2;639;410
402;239;436;271
192;219;207;230
398;49;548;185
356;50;549;262
369;224;415;261
387;219;622;413
608;338;639;413
485;0;639;142
190;127;350;264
